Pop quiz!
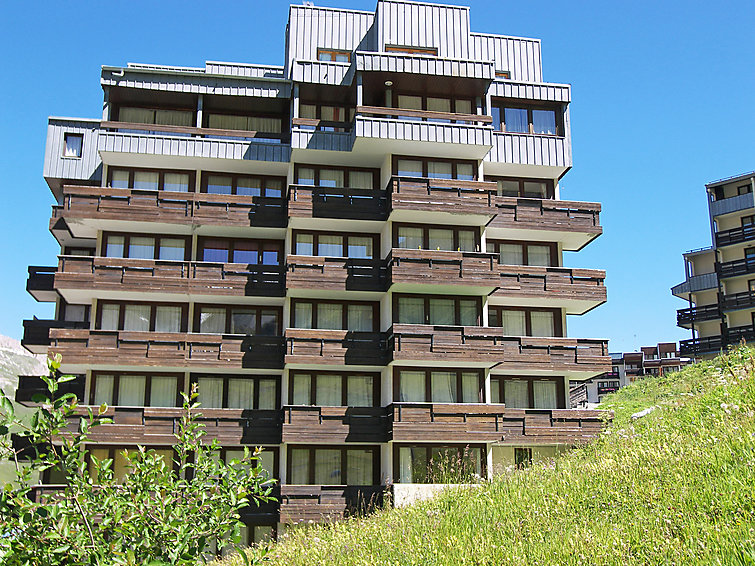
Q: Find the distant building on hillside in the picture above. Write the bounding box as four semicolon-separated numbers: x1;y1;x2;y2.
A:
672;171;755;358
570;343;692;406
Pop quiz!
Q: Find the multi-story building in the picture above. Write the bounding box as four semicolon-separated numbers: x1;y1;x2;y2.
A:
571;342;691;406
673;171;755;357
18;0;609;544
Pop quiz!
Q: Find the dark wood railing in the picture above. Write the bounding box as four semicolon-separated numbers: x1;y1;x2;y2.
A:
680;325;755;356
721;290;755;311
22;319;90;352
715;224;755;247
491;197;602;234
286;256;387;292
26;265;56;300
279;485;385;524
717;258;755;279
282;406;388;443
287;184;388;220
48;330;285;370
284;329;389;366
15;374;85;405
676;303;721;325
387;249;500;287
55;255;285;297
389;176;497;215
494;265;606;307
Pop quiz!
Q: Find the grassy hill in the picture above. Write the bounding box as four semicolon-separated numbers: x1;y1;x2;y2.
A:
220;347;755;566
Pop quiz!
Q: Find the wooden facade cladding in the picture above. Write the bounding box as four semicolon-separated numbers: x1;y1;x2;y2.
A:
389;324;609;372
281;406;388;443
279;485;384;525
287;184;389;221
65;406;282;446
492;265;606;309
22;319;90;355
676;303;721;326
53;256;285;298
48;329;285;370
489;197;602;237
54;185;286;229
388;249;500;288
389;176;498;217
388;403;606;444
286;256;387;292
284;329;389;366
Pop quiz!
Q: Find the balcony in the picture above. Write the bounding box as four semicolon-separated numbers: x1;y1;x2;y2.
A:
388;176;497;223
281;406;388;443
353;106;493;160
15;374;85;405
487;197;602;251
53;185;286;233
21;319;90;355
491;265;606;315
279;485;384;524
676;303;721;327
389;324;609;377
26;266;57;302
287;184;388;221
710;192;755;217
388;403;606;445
44;118;102;190
387;249;499;292
485;131;571;177
65;406;281;445
284;329;389;367
355;51;495;81
290;118;355;152
671;272;718;298
717;258;755;279
715;224;755;248
48;329;285;370
721;290;755;312
286;256;387;293
53;256;285;303
679;325;755;356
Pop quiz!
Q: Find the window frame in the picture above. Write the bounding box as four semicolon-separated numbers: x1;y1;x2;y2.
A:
392;222;480;252
90;371;185;407
288;371;381;407
62;133;84;158
392;443;486;483
197;237;283;265
100;232;191;261
106;166;197;193
391;92;475;115
489;375;565;409
286;445;381;486
488;306;563;337
114;103;196;125
393;293;482;326
190;374;281;410
193;304;282;336
316;48;352;62
293;164;379;190
391;155;478;181
199;173;286;197
490;99;563;137
291;230;380;259
95;300;188;333
486;239;558;267
392;367;484;403
485;176;555;199
290;299;380;332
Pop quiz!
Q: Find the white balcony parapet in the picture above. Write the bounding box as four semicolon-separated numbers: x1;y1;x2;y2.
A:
291;59;354;85
355;51;494;80
488;80;571;103
485;131;571;169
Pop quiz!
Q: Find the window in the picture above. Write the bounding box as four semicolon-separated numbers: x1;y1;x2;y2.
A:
117;106;194;127
488;307;562;337
394;224;478;252
495;71;511;79
392;156;476;181
385;45;438;56
192;375;279;410
514;447;532;468
395;368;482;403
206;113;283;135
317;48;351;62
90;372;183;407
101;233;189;261
742;215;755;228
487;176;554;199
198;237;282;265
392;94;474;121
491;101;561;136
287;446;379;485
88;447;175;483
63;133;83;158
97;302;186;333
107;167;195;193
195;305;280;336
294;165;377;190
292;231;378;259
395;445;484;484
201;174;284;198
291;300;378;332
289;372;379;407
738;184;752;195
490;377;563;409
486;240;557;267
395;295;480;326
298;103;354;131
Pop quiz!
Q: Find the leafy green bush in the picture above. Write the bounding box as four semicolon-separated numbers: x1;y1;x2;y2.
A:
0;355;273;565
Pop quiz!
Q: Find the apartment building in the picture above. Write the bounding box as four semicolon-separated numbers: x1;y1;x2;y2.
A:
18;0;610;543
571;343;691;406
673;172;755;357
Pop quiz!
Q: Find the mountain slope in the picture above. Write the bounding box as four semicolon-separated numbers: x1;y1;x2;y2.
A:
222;347;755;566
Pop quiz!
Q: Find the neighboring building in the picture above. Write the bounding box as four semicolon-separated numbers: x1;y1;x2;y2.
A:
571;343;691;406
18;0;610;542
672;171;755;358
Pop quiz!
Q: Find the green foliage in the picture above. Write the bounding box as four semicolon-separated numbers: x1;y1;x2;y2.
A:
0;355;274;565
217;347;755;566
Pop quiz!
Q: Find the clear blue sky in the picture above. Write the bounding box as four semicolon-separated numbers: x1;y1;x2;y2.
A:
1;0;753;352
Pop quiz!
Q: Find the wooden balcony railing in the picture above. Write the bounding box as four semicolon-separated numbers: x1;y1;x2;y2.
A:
680;325;755;356
54;256;286;297
494;265;606;307
717;258;755;279
15;374;85;405
676;303;721;326
284;329;389;366
48;330;285;370
282;406;388;443
22;319;90;354
721;290;755;311
279;485;384;524
356;106;492;125
389;176;497;216
100;120;286;142
387;249;499;288
65;406;281;445
286;256;387;292
389;324;609;372
389;403;607;444
287;184;388;221
715;224;755;247
54;185;286;228
490;197;602;235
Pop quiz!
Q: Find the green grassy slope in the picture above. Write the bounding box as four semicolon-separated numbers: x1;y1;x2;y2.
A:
221;347;755;566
